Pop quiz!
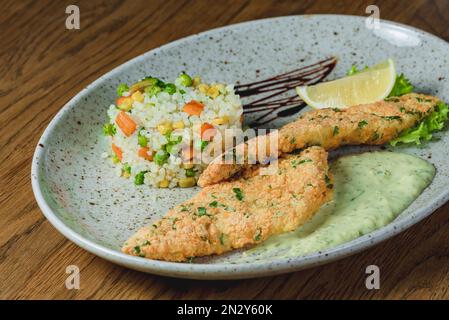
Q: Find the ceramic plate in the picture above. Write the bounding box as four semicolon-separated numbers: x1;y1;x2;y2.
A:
32;15;449;279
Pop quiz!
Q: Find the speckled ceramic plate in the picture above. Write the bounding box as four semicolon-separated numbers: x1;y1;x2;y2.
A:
32;15;449;279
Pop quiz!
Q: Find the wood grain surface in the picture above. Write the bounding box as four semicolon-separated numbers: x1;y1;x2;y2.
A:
1;0;449;300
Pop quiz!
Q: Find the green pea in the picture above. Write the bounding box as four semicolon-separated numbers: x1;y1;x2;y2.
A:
138;132;148;147
134;171;147;185
166;143;176;155
185;168;195;177
123;163;131;174
163;83;177;94
154;150;169;165
177;73;193;87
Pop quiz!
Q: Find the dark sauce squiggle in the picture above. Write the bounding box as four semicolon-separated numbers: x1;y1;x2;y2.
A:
236;57;337;126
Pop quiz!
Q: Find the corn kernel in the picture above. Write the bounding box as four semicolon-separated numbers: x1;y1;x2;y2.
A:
122;171;131;179
192;76;201;87
212;116;229;126
157;122;173;135
183;163;194;169
206;86;220;98
178;177;196;188
172;120;185;129
197;84;209;94
159;179;170;188
215;83;226;93
131;91;144;103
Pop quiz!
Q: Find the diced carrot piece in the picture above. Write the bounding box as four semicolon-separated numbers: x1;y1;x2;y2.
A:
138;147;153;161
183;100;204;116
116;96;127;106
115;111;137;136
112;143;123;161
200;122;216;141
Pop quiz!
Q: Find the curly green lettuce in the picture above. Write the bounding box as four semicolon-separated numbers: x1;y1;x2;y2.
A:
347;64;447;146
390;102;449;146
388;74;414;97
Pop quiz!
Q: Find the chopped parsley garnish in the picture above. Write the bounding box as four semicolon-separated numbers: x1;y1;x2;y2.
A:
197;207;208;216
333;126;339;136
382;115;402;121
299;159;313;165
171;218;179;230
219;233;225;245
358;120;368;129
209;201;218;208
291;160;298;168
233;188;244;201
385;97;400;102
134;246;144;257
254;229;262;241
142;240;151;246
325;175;333;189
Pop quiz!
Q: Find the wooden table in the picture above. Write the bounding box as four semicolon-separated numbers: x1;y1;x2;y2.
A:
1;0;448;300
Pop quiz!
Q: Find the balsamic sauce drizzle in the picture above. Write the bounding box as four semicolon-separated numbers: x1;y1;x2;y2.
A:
235;57;337;126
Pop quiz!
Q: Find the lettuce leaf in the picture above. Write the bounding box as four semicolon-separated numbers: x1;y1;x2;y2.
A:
390;102;449;146
346;64;447;146
388;74;414;97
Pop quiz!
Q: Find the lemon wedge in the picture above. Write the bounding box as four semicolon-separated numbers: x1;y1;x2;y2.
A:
296;59;396;109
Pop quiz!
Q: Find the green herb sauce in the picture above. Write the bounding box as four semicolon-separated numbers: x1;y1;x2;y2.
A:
241;151;435;260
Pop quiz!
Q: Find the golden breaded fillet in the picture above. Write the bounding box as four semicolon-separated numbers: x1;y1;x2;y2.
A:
123;147;332;261
198;93;440;186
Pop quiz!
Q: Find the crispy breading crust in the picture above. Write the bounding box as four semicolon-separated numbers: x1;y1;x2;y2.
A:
198;93;440;187
123;147;332;261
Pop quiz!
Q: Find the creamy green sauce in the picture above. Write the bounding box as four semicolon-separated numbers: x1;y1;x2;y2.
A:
240;151;435;261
